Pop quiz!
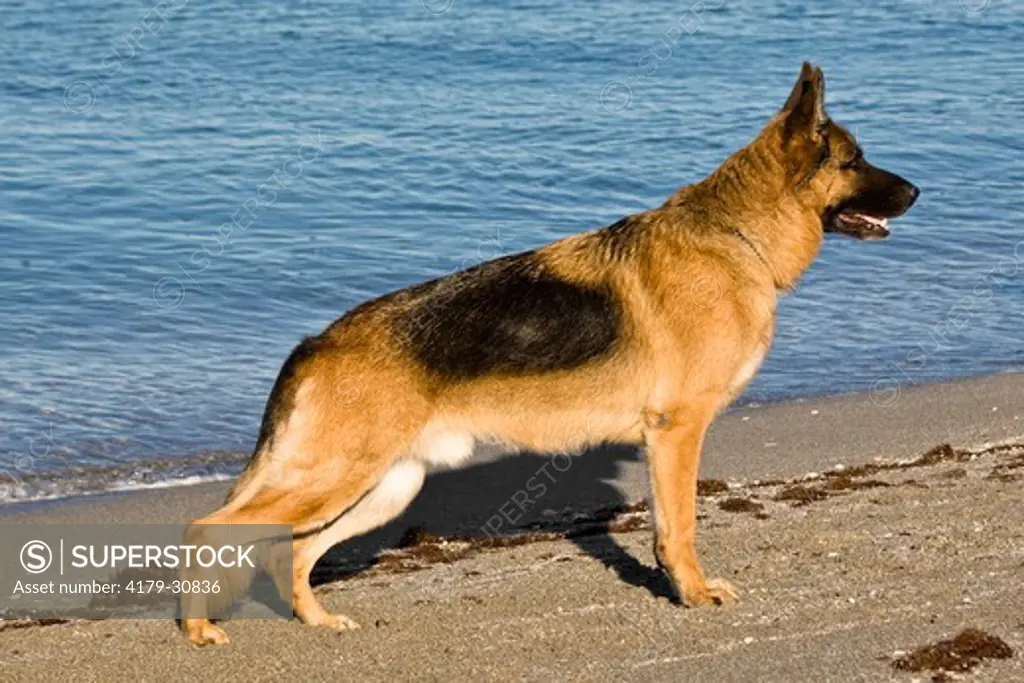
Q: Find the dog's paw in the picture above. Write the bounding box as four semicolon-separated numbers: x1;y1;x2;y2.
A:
186;621;230;646
312;612;361;631
682;577;739;607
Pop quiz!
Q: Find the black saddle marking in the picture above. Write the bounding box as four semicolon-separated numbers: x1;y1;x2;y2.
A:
396;252;621;380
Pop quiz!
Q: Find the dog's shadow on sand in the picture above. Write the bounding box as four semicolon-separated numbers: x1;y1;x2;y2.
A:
310;443;676;601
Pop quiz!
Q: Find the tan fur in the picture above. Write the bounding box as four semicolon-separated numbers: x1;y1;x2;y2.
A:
181;63;898;645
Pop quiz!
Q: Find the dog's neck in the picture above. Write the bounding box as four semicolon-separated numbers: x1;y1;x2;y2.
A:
728;225;774;277
664;125;824;290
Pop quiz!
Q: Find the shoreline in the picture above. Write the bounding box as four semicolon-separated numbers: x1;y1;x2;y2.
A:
3;369;1021;512
2;370;1022;527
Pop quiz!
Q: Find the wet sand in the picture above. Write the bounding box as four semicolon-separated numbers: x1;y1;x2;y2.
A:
1;372;1022;682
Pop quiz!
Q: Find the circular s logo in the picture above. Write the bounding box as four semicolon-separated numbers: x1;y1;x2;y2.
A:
600;81;633;114
20;540;53;574
153;277;185;309
959;0;990;14
422;0;454;15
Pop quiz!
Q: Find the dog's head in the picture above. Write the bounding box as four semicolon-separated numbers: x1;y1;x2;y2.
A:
776;62;919;240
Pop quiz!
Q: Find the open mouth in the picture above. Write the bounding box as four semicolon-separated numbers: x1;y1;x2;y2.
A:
828;210;891;240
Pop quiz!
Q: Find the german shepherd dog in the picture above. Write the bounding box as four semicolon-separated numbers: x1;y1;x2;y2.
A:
182;63;918;645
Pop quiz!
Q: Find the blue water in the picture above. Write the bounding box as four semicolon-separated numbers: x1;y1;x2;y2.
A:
0;0;1021;501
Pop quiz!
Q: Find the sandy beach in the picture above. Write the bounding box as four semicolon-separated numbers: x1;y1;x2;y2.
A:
2;372;1022;682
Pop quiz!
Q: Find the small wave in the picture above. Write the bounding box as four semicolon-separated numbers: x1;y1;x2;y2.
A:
0;451;249;506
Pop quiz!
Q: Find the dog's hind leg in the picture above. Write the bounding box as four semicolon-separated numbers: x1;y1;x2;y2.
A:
181;440;425;645
281;459;426;630
180;360;432;645
280;428;476;629
180;461;388;645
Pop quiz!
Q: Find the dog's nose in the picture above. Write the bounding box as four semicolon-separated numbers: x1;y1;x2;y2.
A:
906;184;920;207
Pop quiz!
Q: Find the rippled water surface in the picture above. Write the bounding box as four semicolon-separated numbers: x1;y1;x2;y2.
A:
0;0;1021;500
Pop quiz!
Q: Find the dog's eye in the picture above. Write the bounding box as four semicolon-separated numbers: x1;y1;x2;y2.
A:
840;149;863;169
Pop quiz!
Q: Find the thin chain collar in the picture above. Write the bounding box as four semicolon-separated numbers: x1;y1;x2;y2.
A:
730;227;781;288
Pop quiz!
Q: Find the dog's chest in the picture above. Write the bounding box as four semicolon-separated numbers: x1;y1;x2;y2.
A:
729;344;767;394
727;325;774;396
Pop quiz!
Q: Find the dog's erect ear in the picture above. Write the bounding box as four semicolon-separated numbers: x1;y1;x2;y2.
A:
782;61;828;141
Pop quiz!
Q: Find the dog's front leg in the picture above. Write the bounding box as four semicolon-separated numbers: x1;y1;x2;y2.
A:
644;402;738;606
